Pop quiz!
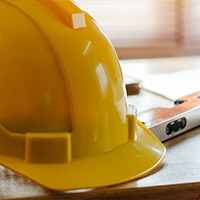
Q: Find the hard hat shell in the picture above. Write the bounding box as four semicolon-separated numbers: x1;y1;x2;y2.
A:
0;0;166;191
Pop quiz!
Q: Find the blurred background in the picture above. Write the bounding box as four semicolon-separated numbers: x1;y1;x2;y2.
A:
75;0;200;60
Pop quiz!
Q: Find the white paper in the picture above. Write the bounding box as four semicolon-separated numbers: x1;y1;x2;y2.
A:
122;67;200;101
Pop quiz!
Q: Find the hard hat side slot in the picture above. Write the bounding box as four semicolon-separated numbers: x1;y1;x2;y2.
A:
0;123;24;158
126;105;137;140
25;132;71;163
127;114;137;141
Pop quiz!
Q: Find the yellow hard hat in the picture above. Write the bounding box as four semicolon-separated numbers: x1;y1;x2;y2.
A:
0;0;166;191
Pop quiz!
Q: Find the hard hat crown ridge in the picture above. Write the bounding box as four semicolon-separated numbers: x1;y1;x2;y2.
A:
0;0;166;191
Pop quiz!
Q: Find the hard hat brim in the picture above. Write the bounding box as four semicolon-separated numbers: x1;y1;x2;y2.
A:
0;121;165;191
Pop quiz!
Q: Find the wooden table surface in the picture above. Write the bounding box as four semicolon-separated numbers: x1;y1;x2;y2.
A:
1;56;200;200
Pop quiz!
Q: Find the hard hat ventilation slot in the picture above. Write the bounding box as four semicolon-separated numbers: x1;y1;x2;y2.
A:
43;0;86;29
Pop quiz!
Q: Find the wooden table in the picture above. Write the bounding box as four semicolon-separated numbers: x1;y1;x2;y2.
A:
1;56;200;199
